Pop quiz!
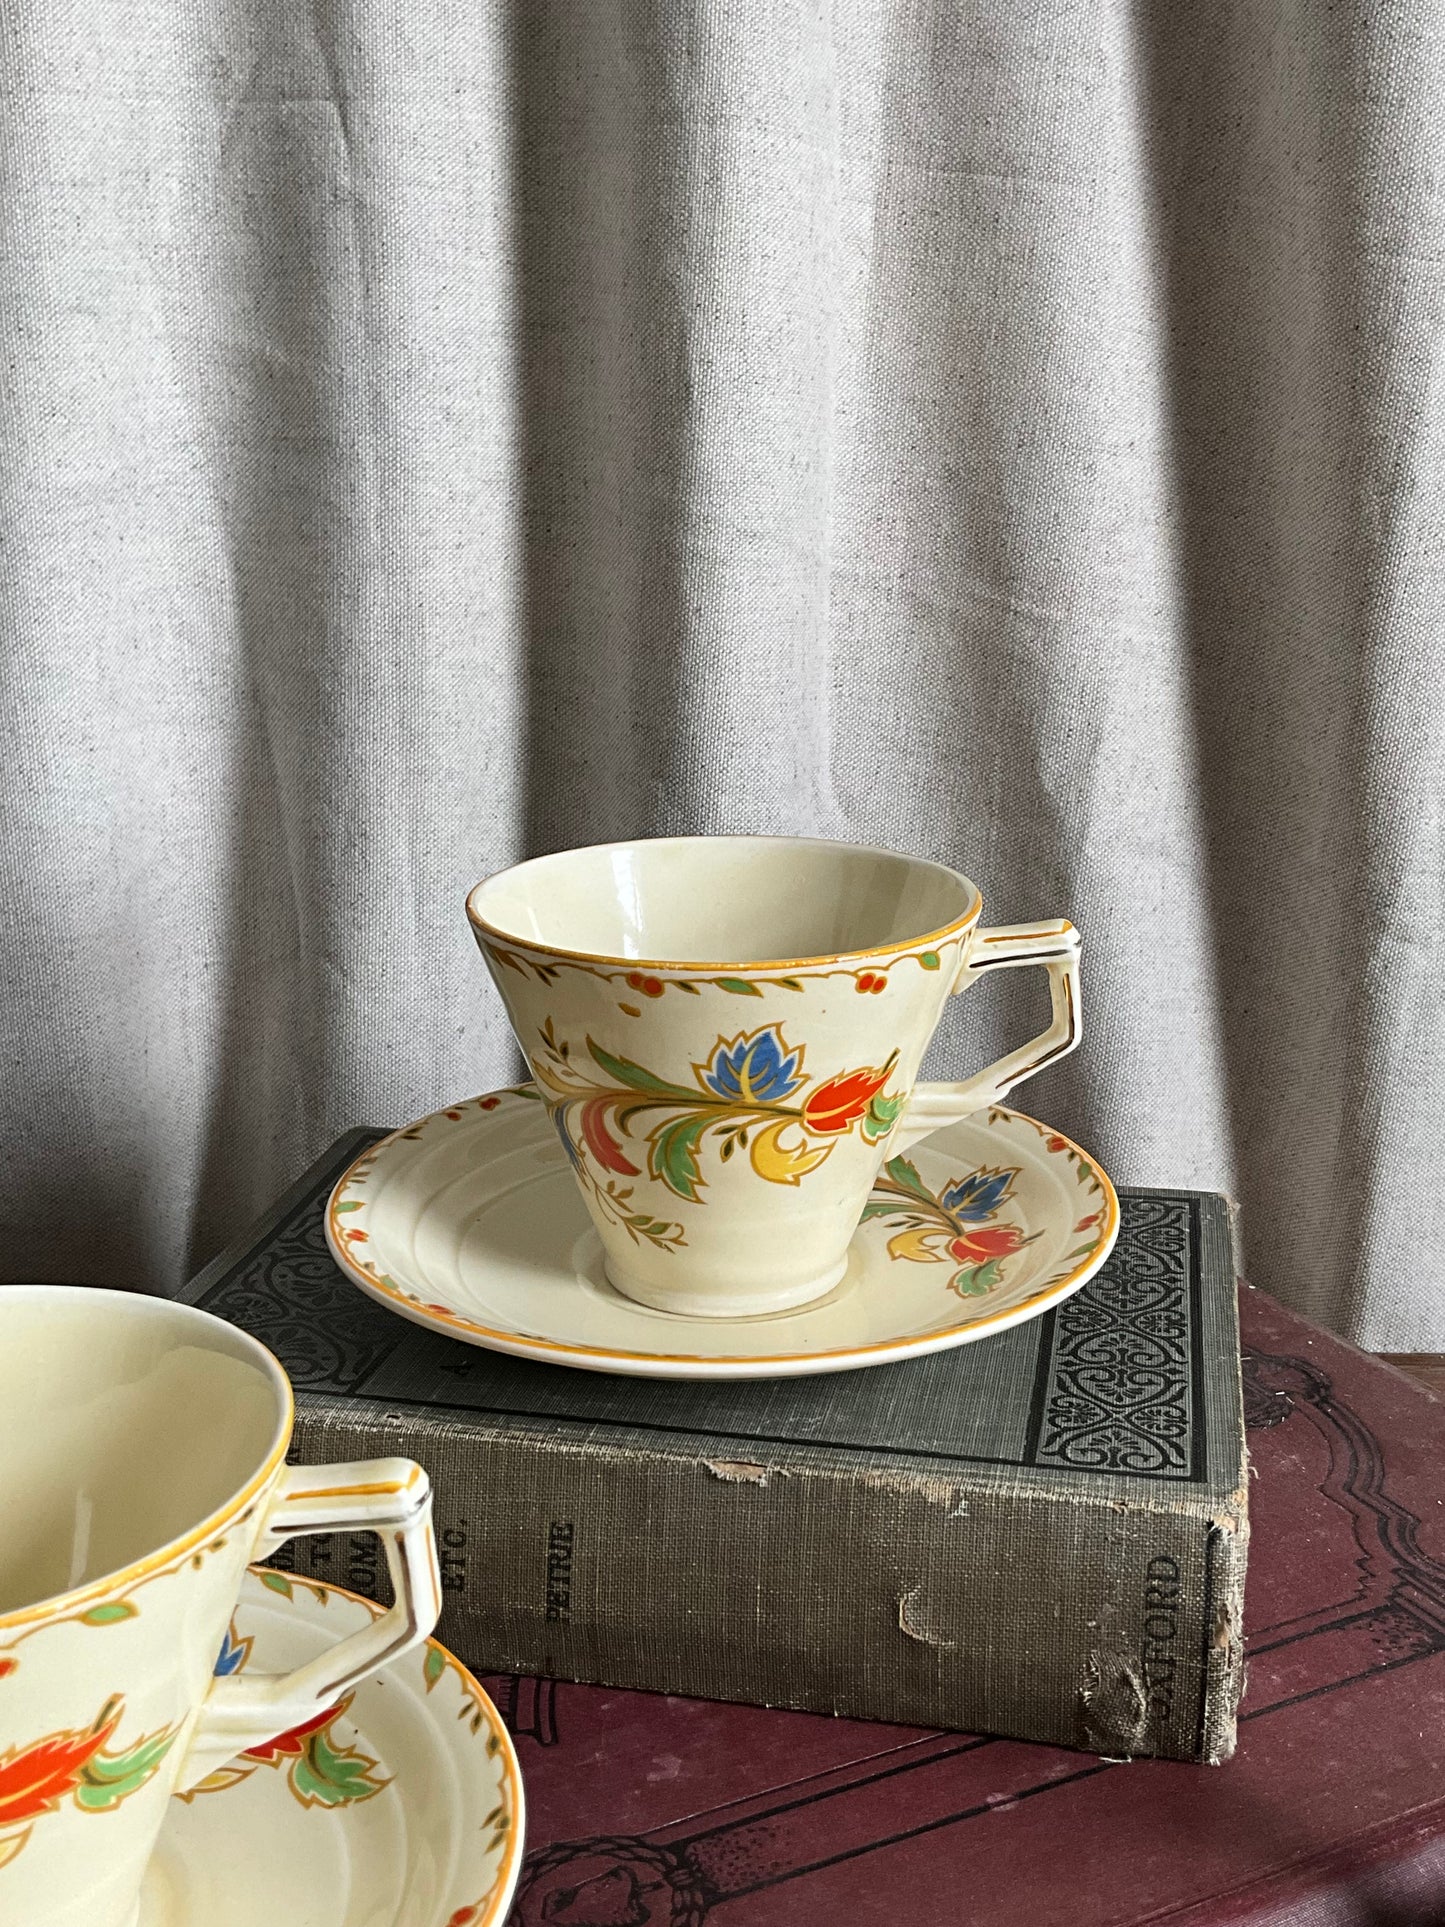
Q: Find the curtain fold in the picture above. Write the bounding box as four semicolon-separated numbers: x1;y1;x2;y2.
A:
1;0;1440;1343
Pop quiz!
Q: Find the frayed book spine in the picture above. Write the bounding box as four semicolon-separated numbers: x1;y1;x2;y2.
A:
276;1395;1247;1763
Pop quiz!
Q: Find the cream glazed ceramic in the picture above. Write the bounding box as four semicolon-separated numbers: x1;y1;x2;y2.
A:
466;836;1083;1318
140;1567;524;1927
325;1087;1120;1380
0;1287;443;1927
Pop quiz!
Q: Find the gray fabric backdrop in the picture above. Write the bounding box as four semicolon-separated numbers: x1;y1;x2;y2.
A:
1;1;1441;1345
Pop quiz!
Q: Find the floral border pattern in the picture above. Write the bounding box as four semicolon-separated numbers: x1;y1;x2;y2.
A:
991;1108;1113;1294
0;1509;258;1662
485;938;962;1017
422;1646;513;1859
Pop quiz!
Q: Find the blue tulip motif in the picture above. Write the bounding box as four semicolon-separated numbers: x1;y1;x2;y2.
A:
700;1026;805;1105
213;1623;252;1677
940;1167;1017;1225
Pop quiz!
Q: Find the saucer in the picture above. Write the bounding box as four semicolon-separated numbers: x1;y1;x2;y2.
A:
325;1086;1120;1380
139;1568;523;1927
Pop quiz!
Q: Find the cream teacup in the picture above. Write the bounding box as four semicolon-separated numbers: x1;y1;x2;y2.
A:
0;1286;441;1927
467;835;1081;1318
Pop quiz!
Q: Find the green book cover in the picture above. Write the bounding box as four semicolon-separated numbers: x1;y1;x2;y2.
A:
183;1132;1248;1762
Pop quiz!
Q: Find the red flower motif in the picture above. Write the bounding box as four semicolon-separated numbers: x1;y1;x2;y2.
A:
854;971;887;994
479;1096;500;1111
625;972;665;997
241;1702;341;1763
949;1223;1027;1264
580;1097;640;1176
0;1659;16;1680
1075;1211;1100;1232
448;1909;480;1927
1046;1135;1066;1152
0;1701;121;1828
802;1065;892;1136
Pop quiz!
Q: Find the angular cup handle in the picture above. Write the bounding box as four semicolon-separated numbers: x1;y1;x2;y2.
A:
175;1458;440;1792
891;921;1081;1152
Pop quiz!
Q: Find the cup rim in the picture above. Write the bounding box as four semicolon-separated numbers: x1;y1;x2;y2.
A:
465;834;982;972
0;1286;295;1633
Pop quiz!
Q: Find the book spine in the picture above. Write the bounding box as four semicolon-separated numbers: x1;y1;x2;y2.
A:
280;1395;1245;1764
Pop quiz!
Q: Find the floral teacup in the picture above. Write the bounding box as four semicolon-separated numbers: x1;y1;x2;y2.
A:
0;1286;441;1927
467;835;1081;1319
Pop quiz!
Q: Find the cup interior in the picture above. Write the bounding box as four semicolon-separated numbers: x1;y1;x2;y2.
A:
468;836;978;966
0;1289;287;1617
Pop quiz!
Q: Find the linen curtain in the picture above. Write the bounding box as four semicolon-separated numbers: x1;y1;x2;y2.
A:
1;1;1441;1345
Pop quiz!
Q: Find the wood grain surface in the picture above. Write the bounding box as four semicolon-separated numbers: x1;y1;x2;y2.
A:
1383;1354;1445;1399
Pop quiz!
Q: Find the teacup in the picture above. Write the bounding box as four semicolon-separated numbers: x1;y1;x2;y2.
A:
467;835;1081;1318
0;1286;441;1927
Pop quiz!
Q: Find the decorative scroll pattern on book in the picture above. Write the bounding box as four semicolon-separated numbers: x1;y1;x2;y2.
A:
1029;1195;1195;1479
197;1136;397;1391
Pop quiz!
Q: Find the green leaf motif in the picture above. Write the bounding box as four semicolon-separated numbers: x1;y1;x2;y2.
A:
333;1199;364;1214
259;1571;294;1599
773;977;805;990
861;1091;905;1143
649;1112;709;1201
423;1646;446;1691
1065;1240;1099;1261
880;1156;932;1203
80;1600;137;1626
587;1041;696;1100
951;1258;1003;1298
712;977;763;997
76;1728;179;1810
291;1724;388;1809
858;1198;917;1224
920;952;941;970
483;1799;511;1852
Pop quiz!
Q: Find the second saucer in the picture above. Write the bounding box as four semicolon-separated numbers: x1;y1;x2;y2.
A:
141;1566;523;1927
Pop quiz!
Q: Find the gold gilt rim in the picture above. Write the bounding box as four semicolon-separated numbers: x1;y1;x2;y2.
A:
0;1295;294;1634
464;836;983;974
325;1093;1121;1372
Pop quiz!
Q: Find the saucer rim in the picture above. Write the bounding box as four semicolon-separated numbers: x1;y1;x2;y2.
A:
324;1089;1121;1380
225;1565;525;1927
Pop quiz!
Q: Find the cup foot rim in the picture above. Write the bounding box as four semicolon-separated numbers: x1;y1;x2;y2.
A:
602;1256;849;1320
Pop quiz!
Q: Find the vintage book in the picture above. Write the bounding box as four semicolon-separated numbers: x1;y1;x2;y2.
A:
182;1131;1249;1763
478;1292;1445;1927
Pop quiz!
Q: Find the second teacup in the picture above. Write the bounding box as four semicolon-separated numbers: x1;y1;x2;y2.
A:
467;835;1081;1319
0;1286;441;1927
